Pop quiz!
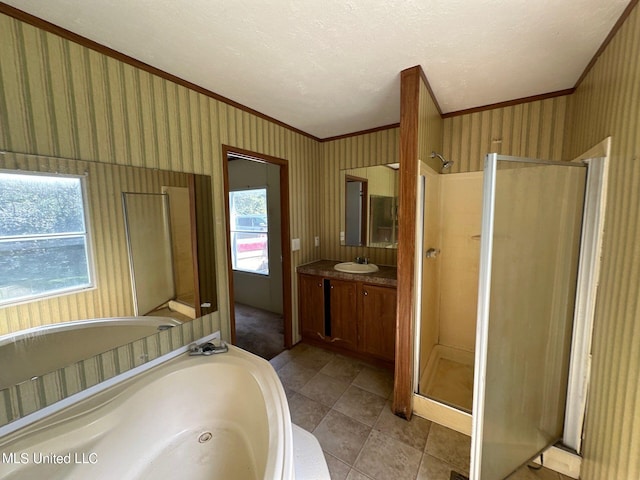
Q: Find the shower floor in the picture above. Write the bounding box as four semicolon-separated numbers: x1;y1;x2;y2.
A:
420;345;475;413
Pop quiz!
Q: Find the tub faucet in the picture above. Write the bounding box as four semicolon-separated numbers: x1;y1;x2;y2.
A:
189;340;228;356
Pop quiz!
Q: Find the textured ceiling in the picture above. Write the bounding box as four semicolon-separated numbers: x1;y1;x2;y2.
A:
2;0;632;138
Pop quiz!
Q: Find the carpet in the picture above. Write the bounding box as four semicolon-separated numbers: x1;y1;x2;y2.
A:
234;303;284;360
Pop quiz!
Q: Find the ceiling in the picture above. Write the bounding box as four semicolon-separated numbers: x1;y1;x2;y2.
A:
3;0;632;139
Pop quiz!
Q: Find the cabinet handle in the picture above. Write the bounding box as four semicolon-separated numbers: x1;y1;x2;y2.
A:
363;290;368;296
317;283;322;287
330;285;334;289
316;332;326;340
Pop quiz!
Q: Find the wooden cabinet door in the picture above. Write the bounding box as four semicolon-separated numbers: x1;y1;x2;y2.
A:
359;284;397;362
328;279;358;351
298;274;326;340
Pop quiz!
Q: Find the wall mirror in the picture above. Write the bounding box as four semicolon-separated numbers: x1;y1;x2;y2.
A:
0;151;217;397
340;164;399;249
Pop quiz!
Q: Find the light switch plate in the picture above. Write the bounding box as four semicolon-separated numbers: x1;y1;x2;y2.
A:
292;238;301;251
314;236;320;247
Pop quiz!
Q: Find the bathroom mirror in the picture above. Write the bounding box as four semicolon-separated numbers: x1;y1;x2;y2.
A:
0;152;217;391
340;164;399;248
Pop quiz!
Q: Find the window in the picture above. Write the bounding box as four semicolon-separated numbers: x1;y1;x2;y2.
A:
0;171;93;306
229;188;269;275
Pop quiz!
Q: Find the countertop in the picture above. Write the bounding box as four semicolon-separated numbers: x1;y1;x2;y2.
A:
297;260;397;287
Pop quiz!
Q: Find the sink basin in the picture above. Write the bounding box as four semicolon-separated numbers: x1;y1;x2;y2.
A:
334;262;379;274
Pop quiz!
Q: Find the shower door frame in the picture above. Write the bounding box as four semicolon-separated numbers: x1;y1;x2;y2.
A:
470;152;608;479
411;148;608;479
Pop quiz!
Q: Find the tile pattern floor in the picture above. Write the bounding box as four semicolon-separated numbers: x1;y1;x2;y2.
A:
270;343;574;480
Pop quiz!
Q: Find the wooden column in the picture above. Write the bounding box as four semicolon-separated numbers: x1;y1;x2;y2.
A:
393;66;421;419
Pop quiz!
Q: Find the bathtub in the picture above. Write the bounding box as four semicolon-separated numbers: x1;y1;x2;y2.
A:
0;343;303;480
0;316;182;390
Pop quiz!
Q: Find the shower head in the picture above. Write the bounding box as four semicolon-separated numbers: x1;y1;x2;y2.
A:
431;151;454;171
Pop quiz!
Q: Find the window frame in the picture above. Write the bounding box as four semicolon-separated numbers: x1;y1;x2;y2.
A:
0;169;96;307
228;187;270;277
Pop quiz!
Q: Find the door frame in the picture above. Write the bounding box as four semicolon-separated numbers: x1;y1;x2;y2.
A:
563;137;610;452
222;145;293;349
470;152;608;479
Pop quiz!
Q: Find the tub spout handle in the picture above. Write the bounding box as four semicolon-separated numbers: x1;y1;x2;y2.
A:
189;341;228;356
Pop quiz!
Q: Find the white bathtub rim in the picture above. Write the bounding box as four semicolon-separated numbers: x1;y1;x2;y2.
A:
0;331;218;438
0;316;182;346
0;334;294;480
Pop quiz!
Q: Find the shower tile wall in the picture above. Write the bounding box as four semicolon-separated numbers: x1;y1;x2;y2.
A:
437;172;483;352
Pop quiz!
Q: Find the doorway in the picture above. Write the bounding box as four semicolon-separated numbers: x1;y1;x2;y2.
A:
345;175;368;246
222;146;292;359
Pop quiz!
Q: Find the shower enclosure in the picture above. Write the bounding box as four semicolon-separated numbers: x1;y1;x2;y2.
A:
416;169;483;413
414;152;607;479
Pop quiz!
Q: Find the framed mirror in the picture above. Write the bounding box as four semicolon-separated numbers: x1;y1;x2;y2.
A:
0;152;217;392
341;164;399;249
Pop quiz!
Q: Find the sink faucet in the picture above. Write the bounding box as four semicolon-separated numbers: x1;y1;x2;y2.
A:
189;340;228;356
355;256;370;264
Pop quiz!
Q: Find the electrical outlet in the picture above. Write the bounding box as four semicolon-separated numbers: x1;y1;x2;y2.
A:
314;236;320;247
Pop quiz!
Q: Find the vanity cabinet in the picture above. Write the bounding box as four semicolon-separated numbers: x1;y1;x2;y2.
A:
299;274;325;339
358;283;397;362
298;272;396;365
327;279;359;351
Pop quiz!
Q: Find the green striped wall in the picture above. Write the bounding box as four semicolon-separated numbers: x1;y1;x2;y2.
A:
442;95;568;172
0;12;320;428
563;4;640;479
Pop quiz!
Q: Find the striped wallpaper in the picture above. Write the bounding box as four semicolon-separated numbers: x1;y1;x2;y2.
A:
442;95;568;172
562;4;640;479
0;12;320;428
0;11;322;337
320;128;399;266
2;7;639;475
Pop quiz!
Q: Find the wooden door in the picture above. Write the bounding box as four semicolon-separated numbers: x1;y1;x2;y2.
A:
298;274;325;340
328;279;358;351
360;284;397;362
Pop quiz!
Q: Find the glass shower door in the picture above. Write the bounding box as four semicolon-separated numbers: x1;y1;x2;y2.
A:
470;154;587;480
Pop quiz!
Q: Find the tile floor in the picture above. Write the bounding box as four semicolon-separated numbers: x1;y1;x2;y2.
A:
270;343;574;480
